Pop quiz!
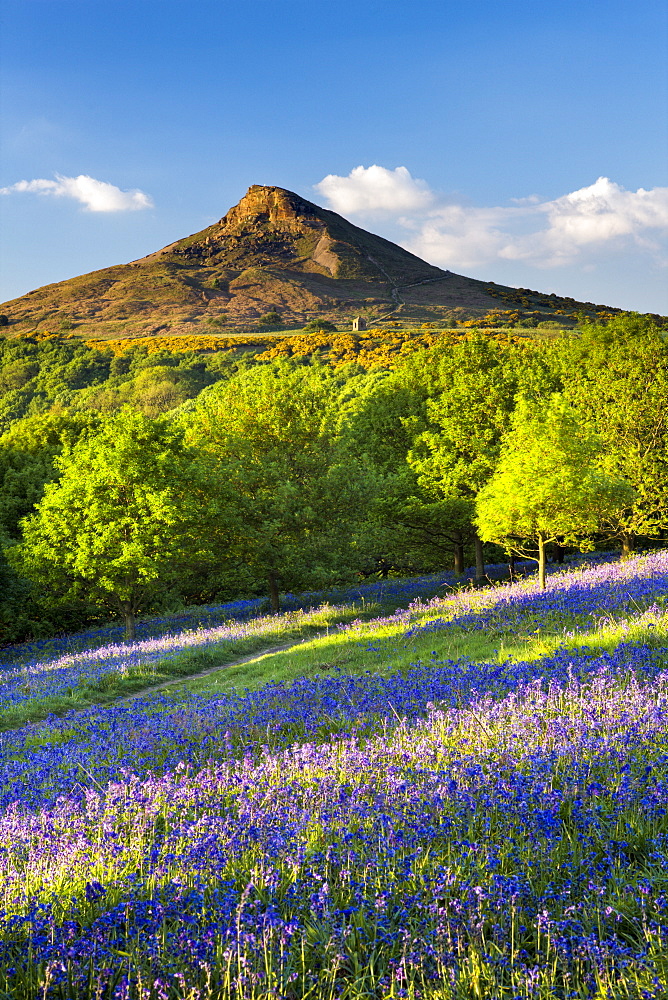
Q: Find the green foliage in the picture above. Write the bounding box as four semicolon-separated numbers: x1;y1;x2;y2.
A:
302;318;337;334
408;335;559;500
257;309;282;328
561;313;668;548
0;410;101;541
0;338;225;431
1;314;667;642
367;491;475;573
337;360;460;571
338;363;432;472
10;409;224;639
475;395;634;587
397;337;557;569
184;363;376;607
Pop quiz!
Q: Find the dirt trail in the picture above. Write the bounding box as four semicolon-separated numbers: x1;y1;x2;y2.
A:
121;638;311;702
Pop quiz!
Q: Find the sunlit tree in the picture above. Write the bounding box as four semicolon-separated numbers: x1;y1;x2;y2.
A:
562;313;668;556
184;363;374;610
475;395;634;588
11;409;222;639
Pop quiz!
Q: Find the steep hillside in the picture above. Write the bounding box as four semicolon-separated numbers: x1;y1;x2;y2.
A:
0;185;624;339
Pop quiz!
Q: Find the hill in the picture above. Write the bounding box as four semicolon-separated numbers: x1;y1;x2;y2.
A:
0;185;624;339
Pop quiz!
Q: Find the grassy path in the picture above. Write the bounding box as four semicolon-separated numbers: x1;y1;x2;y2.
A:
0;596;428;730
120;638;309;700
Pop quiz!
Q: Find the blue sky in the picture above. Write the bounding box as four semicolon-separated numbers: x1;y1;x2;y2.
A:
2;0;667;312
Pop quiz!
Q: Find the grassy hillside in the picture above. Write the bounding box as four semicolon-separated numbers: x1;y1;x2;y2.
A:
0;551;667;997
0;185;635;341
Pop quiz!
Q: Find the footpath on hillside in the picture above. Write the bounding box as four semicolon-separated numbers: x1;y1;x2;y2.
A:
0;559;548;732
120;638;311;701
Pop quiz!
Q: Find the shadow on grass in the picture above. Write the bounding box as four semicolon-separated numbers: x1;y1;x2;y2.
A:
0;600;409;731
176;607;668;702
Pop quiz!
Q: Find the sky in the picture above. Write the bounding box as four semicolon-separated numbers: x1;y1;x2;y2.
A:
1;0;667;313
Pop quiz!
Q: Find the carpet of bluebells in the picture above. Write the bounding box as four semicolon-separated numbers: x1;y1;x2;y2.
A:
0;567;513;712
1;566;508;669
0;553;667;998
0;556;605;713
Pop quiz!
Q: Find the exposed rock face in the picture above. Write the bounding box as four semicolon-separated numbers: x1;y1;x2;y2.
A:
158;184;450;288
311;233;338;276
214;187;340;276
219;185;324;233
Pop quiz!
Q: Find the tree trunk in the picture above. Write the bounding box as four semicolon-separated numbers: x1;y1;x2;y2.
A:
508;552;516;579
553;542;565;564
473;533;485;581
621;532;635;560
123;607;136;642
453;537;464;575
268;571;280;613
538;534;547;590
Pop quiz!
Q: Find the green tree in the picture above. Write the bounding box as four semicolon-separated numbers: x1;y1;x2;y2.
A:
407;336;561;577
10;409;221;639
258;310;283;328
337;359;476;575
185;363;373;610
0;337;113;432
561;313;668;556
0;410;100;541
475;395;633;588
0;412;109;644
303;319;337;334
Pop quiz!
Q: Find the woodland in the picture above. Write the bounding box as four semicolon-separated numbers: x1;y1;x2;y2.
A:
2;312;668;998
0;311;666;645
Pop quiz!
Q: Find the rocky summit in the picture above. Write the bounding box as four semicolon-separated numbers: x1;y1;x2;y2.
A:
0;186;611;338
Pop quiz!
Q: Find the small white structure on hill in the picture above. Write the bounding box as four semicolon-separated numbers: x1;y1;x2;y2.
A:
352;316;367;331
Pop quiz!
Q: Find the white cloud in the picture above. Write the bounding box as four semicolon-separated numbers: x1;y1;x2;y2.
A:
408;177;668;270
314;165;434;215
402;204;513;271
315;167;668;273
0;173;153;212
533;177;668;264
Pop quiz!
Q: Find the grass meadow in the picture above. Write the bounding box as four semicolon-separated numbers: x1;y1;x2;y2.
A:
0;552;667;998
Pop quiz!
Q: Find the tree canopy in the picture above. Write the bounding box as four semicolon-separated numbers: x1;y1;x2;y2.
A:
11;408;222;639
1;314;667;640
561;313;668;554
184;363;376;609
475;395;634;587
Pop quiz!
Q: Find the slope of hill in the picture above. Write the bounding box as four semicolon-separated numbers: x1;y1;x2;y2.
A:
0;185;620;339
1;552;667;996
